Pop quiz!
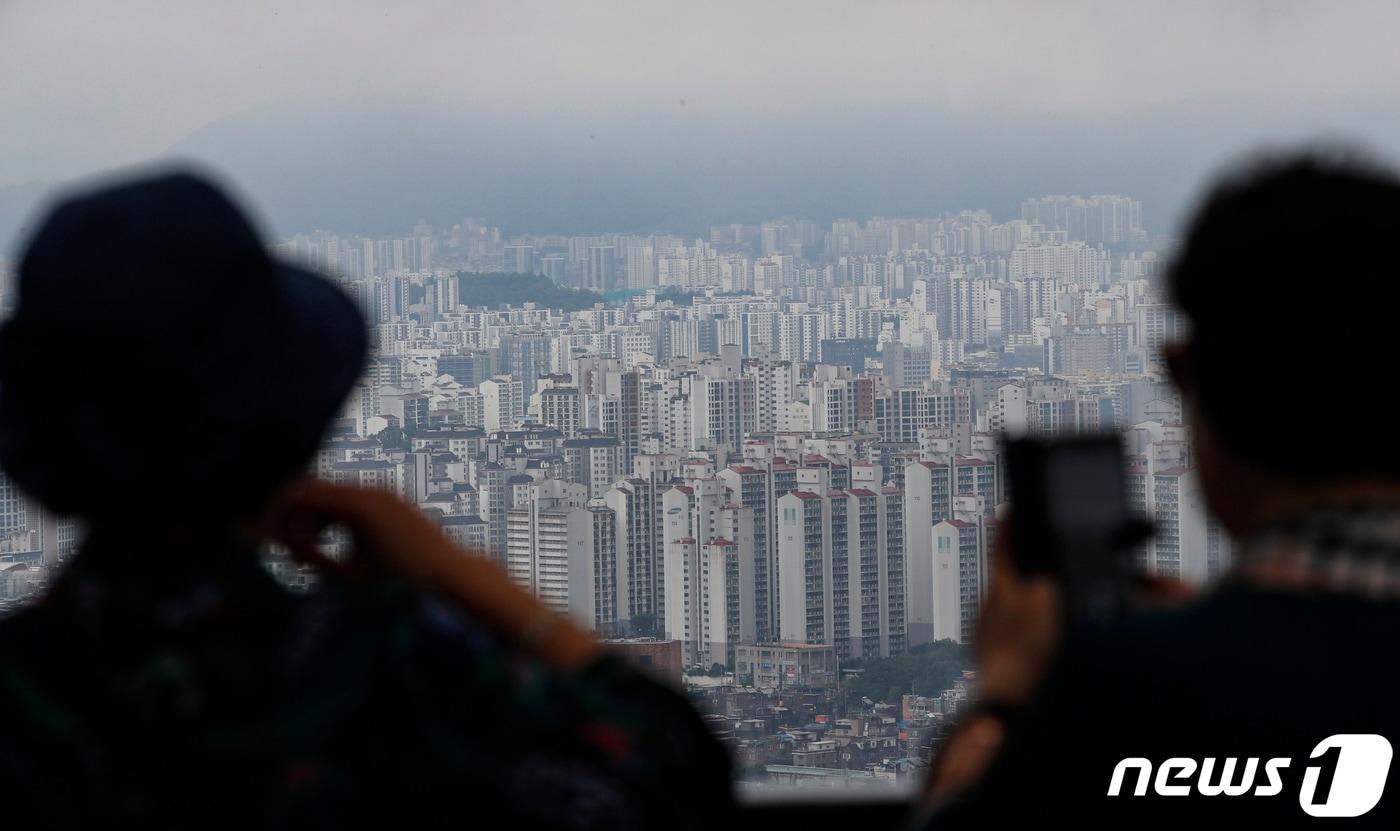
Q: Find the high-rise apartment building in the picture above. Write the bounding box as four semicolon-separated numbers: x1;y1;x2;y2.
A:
774;474;906;659
505;480;620;632
660;477;757;666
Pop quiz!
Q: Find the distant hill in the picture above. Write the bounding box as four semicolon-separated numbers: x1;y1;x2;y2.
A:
456;272;602;312
842;639;968;704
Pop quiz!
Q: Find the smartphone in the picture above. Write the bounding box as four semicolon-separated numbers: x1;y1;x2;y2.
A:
1004;434;1145;620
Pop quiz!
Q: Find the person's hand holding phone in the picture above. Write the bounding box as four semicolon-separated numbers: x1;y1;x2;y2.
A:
928;513;1194;802
926;518;1060;800
257;479;604;672
975;530;1063;708
262;478;461;582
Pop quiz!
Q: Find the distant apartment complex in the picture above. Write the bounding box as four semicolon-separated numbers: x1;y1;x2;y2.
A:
1;194;1228;667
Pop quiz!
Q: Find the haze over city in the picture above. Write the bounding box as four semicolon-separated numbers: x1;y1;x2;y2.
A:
6;1;1400;246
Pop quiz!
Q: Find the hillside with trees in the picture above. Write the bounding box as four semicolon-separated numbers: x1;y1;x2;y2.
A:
455;272;603;312
842;639;968;705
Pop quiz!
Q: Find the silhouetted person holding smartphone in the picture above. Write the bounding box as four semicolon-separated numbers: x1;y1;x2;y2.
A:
0;172;731;828
921;152;1400;827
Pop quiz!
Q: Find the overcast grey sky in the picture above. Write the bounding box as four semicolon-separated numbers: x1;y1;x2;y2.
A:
5;1;1400;240
7;0;1400;185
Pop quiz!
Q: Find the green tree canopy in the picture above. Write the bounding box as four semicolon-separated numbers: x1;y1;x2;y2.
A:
455;272;603;312
843;639;968;704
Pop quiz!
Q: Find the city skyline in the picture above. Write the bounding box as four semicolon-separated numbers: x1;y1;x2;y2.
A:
0;177;1238;789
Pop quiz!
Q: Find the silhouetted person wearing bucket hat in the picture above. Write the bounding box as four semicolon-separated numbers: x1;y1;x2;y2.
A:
0;171;731;828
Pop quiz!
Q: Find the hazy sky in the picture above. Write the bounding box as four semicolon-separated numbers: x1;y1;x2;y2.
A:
6;1;1400;240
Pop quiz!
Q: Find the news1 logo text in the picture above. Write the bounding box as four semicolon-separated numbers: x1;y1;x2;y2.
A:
1108;734;1393;817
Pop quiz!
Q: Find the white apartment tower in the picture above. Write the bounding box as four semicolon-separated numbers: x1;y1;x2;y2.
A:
743;354;797;436
506;480;621;633
661;478;757;667
479;376;524;433
774;476;906;659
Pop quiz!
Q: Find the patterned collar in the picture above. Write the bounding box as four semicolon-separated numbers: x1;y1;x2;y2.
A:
1234;505;1400;597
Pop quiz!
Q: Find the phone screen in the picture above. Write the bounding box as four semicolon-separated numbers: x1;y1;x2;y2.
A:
1006;435;1137;620
1043;440;1131;537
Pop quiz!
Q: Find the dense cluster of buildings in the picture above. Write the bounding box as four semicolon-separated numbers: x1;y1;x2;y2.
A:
252;195;1224;669
0;196;1227;740
688;666;976;792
